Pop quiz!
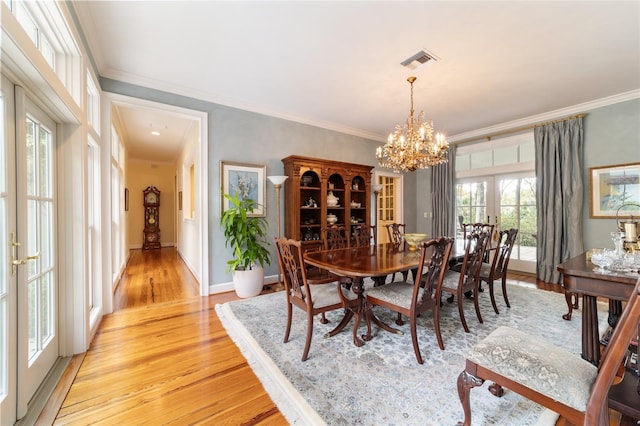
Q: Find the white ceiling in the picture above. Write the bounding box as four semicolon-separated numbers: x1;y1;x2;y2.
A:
73;1;640;162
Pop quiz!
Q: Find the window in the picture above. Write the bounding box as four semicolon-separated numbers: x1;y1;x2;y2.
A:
86;72;100;135
4;1;81;105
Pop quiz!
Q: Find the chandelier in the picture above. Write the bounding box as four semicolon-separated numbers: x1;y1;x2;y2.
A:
376;76;449;172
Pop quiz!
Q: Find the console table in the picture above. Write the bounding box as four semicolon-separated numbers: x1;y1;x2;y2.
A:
556;252;639;420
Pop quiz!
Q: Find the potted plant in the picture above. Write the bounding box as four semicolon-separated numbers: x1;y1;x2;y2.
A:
220;192;271;298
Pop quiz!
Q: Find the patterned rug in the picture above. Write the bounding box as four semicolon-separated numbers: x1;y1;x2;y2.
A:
215;281;607;425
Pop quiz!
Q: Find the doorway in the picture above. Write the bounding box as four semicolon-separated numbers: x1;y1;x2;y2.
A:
455;172;537;273
107;95;209;298
375;172;404;244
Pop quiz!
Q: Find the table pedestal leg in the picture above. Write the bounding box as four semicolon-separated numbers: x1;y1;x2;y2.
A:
582;294;600;366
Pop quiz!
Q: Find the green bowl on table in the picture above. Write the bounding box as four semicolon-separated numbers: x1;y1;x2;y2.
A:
402;233;428;251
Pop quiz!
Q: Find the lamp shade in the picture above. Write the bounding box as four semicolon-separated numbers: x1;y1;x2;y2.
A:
267;175;289;185
372;183;383;192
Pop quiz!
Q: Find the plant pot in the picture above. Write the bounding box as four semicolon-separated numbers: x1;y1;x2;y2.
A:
232;267;264;298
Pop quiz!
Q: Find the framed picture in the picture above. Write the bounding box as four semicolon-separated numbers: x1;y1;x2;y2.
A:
221;161;266;217
124;188;129;212
178;191;183;211
589;162;640;218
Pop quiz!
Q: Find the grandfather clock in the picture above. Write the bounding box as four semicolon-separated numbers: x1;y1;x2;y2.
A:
142;186;161;250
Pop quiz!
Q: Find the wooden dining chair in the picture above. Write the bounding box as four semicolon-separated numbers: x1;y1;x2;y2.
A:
478;228;518;314
351;224;377;247
441;231;491;332
457;276;640;426
322;225;349;250
385;223;406;246
274;237;357;361
385;223;409;282
365;237;454;363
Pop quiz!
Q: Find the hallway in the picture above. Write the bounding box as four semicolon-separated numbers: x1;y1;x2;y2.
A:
113;248;201;310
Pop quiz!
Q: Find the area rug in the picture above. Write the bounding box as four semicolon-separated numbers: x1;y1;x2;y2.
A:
215;282;607;425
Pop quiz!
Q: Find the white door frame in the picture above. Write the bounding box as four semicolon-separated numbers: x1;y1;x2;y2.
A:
104;93;209;300
373;171;404;243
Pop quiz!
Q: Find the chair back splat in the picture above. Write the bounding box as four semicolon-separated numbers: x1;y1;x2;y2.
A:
322;226;348;250
386;223;406;246
352;224;377;247
385;223;408;282
457;277;640;426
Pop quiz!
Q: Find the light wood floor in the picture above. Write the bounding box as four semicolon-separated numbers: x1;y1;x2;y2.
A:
41;248;623;425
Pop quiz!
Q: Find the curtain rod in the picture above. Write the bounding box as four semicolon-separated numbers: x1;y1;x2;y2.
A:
453;113;587;146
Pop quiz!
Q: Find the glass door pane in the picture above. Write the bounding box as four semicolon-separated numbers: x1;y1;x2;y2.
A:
456;179;492;237
496;174;536;273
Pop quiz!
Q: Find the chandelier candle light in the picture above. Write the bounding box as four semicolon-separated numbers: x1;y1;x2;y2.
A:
376;76;449;172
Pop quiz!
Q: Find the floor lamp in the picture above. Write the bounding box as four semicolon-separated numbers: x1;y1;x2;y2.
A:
372;183;383;241
267;175;288;290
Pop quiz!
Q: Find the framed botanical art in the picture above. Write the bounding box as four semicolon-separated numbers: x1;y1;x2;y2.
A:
221;161;266;217
589;162;640;218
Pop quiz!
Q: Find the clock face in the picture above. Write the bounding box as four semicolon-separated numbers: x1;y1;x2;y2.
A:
145;191;158;205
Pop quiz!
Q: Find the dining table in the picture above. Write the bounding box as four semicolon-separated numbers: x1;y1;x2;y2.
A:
304;241;465;347
304;242;422;346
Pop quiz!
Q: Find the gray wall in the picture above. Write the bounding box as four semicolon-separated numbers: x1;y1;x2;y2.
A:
583;98;640;249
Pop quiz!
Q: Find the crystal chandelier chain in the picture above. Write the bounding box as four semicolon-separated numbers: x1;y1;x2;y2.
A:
376;76;449;172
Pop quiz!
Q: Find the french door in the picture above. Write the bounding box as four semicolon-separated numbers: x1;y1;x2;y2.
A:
1;75;59;422
375;173;403;244
456;172;537;273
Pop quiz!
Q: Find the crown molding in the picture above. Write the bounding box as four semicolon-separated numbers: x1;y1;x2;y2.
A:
448;89;640;144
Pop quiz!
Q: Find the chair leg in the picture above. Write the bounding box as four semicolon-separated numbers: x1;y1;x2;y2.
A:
458;292;470;332
488;280;500;314
395;312;404;326
284;302;293;343
457;369;485;426
410;314;423;364
301;311;314;361
472;287;483;324
433;304;444;350
501;275;510;308
320;312;328;324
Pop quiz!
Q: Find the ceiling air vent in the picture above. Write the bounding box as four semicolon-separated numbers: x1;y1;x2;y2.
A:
400;49;439;70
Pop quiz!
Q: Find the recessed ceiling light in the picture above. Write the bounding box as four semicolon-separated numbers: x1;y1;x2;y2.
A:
151;131;160;136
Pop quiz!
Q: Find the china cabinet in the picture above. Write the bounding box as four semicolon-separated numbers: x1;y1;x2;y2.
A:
142;186;161;250
282;155;373;250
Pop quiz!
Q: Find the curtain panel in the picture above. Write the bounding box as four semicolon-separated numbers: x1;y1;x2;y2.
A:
534;117;584;284
431;145;457;238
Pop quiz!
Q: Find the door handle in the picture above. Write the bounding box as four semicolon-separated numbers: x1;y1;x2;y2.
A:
10;232;39;275
12;252;40;265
